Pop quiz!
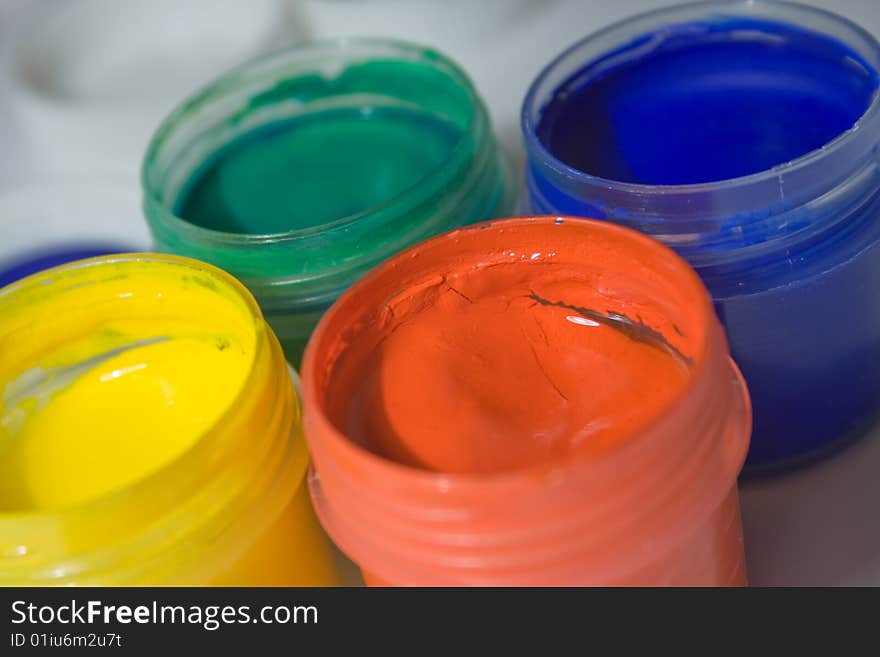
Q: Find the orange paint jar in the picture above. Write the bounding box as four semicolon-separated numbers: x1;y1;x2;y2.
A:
302;216;751;586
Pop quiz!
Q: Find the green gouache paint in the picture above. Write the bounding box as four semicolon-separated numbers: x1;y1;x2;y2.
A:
143;40;512;362
176;106;463;234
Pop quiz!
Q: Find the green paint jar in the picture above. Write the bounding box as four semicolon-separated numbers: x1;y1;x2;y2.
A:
142;39;513;362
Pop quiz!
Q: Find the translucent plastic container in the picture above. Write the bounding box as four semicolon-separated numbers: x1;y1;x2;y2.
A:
0;254;339;585
302;217;751;586
522;0;880;469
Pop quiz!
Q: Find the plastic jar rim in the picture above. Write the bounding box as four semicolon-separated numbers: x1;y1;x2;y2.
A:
0;253;304;579
521;0;880;209
301;215;735;495
141;36;486;248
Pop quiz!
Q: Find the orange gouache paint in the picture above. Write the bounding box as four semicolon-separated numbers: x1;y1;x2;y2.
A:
302;216;751;586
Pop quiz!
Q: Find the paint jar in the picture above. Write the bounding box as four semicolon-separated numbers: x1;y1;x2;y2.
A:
522;0;880;469
0;180;150;288
142;38;512;364
0;254;339;585
302;216;751;586
7;0;296;179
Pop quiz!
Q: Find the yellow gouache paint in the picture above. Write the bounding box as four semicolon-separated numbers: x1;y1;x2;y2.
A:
0;262;254;510
0;255;340;586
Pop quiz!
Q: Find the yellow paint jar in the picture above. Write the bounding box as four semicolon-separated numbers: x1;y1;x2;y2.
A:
0;254;340;585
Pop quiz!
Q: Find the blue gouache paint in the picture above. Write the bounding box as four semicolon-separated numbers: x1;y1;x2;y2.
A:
523;10;880;469
0;244;132;288
536;19;876;185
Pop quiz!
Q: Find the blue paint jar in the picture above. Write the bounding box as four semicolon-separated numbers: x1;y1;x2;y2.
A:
522;0;880;470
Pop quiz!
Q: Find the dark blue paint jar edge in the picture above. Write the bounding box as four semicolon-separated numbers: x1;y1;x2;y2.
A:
522;1;880;264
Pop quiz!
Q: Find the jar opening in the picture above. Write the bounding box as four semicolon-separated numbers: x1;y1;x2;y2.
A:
522;0;880;257
0;254;297;583
143;38;482;244
536;17;877;186
310;217;708;477
303;217;720;487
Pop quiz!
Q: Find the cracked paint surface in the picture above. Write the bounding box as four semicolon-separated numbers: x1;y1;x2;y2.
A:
320;219;704;474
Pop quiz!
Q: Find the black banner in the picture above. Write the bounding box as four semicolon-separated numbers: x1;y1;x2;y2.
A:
0;586;866;651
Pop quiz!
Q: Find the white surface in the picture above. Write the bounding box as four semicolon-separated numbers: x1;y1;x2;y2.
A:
2;0;298;183
0;0;301;284
742;430;880;586
1;0;879;586
0;179;151;267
